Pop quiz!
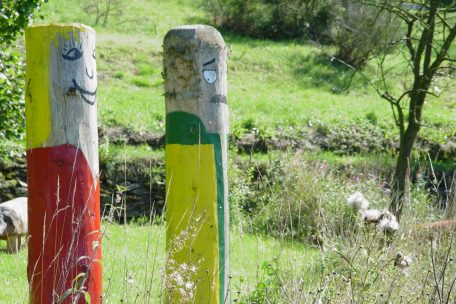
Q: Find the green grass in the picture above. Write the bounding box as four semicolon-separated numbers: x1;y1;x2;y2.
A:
5;1;453;303
0;247;27;303
100;144;163;161
0;224;318;303
31;0;456;136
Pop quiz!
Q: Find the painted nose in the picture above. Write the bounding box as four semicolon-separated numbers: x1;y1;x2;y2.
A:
85;67;94;79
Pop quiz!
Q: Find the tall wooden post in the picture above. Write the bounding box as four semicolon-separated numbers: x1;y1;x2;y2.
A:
163;25;229;304
25;24;102;304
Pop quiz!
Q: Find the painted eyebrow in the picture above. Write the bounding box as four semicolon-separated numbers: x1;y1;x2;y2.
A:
203;58;216;66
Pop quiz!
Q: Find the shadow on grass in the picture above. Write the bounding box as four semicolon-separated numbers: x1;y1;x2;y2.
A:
290;53;364;93
184;15;368;93
184;15;306;45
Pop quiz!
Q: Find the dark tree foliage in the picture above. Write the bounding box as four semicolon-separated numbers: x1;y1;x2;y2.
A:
0;0;44;139
0;50;25;139
203;0;336;41
332;2;402;68
0;0;43;45
204;0;402;67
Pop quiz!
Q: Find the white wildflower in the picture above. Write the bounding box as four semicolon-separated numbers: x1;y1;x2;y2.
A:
376;209;399;233
394;252;413;275
346;191;369;211
115;192;122;204
362;209;382;223
189;265;197;274
185;281;194;290
179;263;189;271
127;274;135;286
179;288;187;297
174;272;184;286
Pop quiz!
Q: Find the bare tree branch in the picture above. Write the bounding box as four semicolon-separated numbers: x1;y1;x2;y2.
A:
405;19;417;60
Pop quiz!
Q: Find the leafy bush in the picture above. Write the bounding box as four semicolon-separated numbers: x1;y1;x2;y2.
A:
0;49;25;139
203;0;336;41
331;2;402;68
0;0;44;45
204;0;401;68
315;120;396;155
229;151;399;242
229;155;323;241
0;0;44;139
244;259;282;303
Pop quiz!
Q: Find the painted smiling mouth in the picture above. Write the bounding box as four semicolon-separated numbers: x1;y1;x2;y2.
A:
72;79;97;105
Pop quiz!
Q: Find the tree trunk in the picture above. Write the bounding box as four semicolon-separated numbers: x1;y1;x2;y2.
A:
390;122;420;221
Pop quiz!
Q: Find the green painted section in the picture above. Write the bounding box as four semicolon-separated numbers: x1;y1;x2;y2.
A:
166;111;227;304
166;111;212;145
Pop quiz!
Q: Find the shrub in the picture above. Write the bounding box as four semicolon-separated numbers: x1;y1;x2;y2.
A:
249;157;321;241
203;0;336;41
0;0;45;139
229;154;324;241
0;0;44;45
315;120;396;155
331;2;402;68
0;49;25;139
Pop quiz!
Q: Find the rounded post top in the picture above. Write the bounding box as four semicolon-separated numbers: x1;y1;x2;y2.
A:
26;23;95;35
164;25;225;49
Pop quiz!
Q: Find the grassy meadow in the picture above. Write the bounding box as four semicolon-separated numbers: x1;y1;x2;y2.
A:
1;0;455;303
0;223;319;303
30;0;456;136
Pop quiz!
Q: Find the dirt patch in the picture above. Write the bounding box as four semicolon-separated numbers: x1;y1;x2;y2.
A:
100;156;165;221
2;123;455;219
99;125;164;148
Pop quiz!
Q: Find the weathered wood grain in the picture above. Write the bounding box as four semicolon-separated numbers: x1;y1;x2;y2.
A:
25;23;101;304
163;25;229;304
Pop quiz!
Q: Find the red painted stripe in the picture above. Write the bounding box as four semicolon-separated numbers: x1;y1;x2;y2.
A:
27;144;101;304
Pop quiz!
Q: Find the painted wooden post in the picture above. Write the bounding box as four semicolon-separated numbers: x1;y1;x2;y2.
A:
163;25;229;304
25;24;102;304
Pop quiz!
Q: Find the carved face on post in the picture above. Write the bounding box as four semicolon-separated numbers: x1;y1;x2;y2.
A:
51;31;97;105
163;25;229;304
201;56;227;105
49;29;99;180
197;40;228;135
25;24;102;303
26;25;99;181
163;25;229;134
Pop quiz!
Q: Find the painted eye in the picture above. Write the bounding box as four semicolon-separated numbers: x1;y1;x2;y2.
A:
62;48;83;61
92;49;96;60
203;69;217;84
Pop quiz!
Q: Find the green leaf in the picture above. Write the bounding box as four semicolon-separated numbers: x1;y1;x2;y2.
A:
83;291;92;304
57;289;73;304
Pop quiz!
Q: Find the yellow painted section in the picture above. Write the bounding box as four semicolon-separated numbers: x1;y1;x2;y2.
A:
165;144;220;304
25;24;89;149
